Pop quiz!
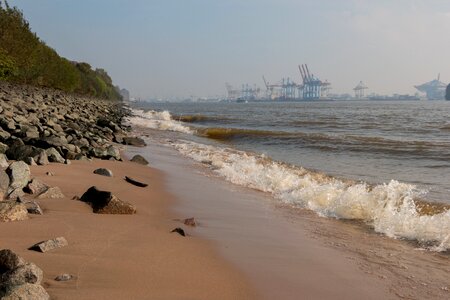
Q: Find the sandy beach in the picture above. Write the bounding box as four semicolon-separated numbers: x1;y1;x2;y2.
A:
0;158;257;299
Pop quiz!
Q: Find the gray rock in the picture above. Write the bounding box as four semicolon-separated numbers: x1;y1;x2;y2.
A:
29;237;68;253
40;136;68;148
93;168;113;177
24;157;37;166
130;155;149;165
122;137;146;147
80;186;136;214
35;151;49;166
0;201;28;222
0;249;26;272
106;145;120;160
0;170;10;194
54;273;73;281
5;144;40;162
37;187;64;199
0;142;8;154
0;283;50;300
1;262;43;286
7;188;25;201
45;147;64;163
25;179;48;195
0;154;8;169
24;201;43;215
0;128;11;141
6;162;30;191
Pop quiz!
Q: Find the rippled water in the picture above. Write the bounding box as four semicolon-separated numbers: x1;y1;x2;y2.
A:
129;100;450;251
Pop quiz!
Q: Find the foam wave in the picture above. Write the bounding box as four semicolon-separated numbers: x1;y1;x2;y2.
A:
171;140;450;251
127;109;193;134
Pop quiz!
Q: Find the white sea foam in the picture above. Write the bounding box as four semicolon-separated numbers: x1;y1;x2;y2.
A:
127;109;193;134
171;140;450;251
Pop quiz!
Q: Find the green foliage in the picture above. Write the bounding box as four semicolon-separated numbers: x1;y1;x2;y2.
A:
0;1;121;100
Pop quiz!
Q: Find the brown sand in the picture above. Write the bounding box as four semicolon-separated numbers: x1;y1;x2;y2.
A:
0;160;257;299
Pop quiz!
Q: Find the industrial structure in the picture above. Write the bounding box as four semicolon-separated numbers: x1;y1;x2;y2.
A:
225;83;261;101
353;81;368;99
298;64;331;100
414;74;447;100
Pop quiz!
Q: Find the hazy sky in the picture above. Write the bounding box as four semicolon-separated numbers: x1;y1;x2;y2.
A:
8;0;450;98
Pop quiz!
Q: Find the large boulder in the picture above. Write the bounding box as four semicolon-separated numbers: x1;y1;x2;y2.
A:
6;162;30;191
45;147;64;163
0;249;26;273
29;237;68;253
93;168;113;177
5;144;40;162
1;263;43;286
36;187;64;199
0;202;28;222
0;283;50;300
0;154;8;169
24;179;48;195
80;186;136;214
0;170;10;195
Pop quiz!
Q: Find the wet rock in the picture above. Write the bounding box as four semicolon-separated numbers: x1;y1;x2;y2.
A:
171;227;186;237
122;137;146;147
0;201;28;222
106;145;120;160
93;168;113;177
80;186;136;214
29;237;68;253
25;179;48;195
0;154;8;169
54;273;73;282
0;249;25;272
124;176;148;187
24;157;37;166
183;217;197;227
6;161;30;191
0;283;50;300
45;147;64;163
37;187;64;199
24;201;43;215
130;154;149;165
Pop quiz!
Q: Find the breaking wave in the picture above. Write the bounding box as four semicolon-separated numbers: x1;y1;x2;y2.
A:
127;109;193;134
170;140;450;251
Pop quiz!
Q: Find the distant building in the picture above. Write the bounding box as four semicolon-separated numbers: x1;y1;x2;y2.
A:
414;75;447;100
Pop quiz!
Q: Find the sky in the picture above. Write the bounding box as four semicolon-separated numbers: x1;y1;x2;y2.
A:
7;0;450;99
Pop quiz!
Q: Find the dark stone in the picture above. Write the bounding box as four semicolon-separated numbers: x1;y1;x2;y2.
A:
171;227;186;237
5;144;40;162
29;237;68;253
0;283;50;299
93;168;113;177
122;137;146;147
183;217;197;227
130;154;149;165
1;262;43;286
124;176;148;188
54;273;73;282
79;186;136;214
0;249;25;273
24;201;43;215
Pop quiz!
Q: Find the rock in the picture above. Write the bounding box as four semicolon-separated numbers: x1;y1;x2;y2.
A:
37;187;64;199
0;128;11;141
0;142;8;154
45;172;54;176
35;151;49;166
183;217;197;227
124;176;148;188
80;186;136;214
25;179;48;196
24;201;43;215
5;144;40;162
0;249;25;272
6;162;30;191
0;154;8;169
106;145;120;160
45;147;64;163
0;283;50;300
122;137;146;147
29;237;68;253
24;157;37;166
7;188;25;200
39;136;68;148
0;201;28;222
1;262;43;286
93;168;113;177
130;154;149;165
0;170;10;194
171;227;186;237
64;159;71;165
54;273;73;282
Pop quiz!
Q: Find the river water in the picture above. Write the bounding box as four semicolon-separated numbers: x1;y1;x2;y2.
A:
128;100;450;251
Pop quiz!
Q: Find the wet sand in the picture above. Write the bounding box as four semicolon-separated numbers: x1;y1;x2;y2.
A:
0;159;257;299
128;137;450;300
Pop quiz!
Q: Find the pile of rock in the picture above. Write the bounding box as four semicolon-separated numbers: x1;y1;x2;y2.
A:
0;81;140;164
0;249;50;299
